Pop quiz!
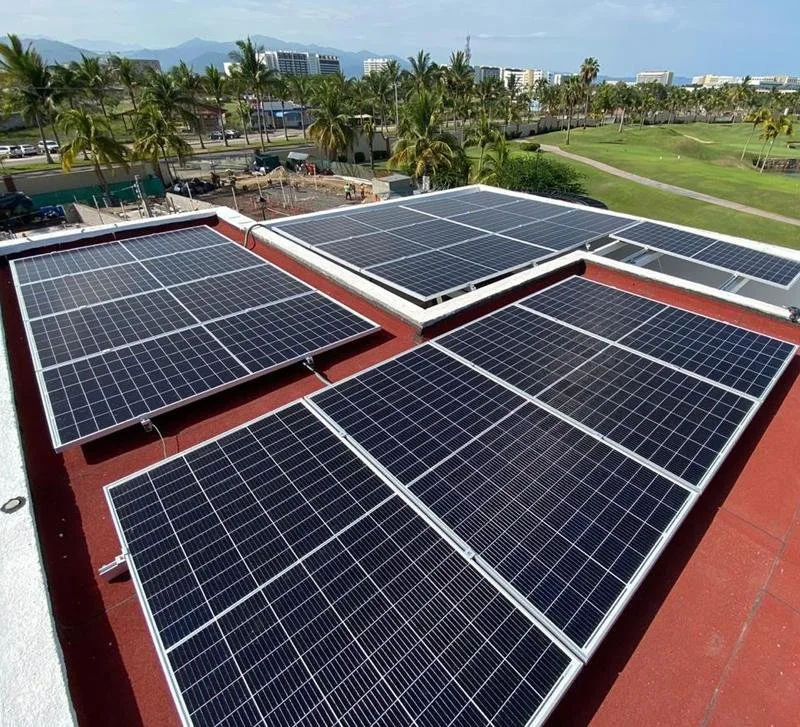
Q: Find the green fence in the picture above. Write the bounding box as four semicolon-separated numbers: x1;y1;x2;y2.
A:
27;176;165;208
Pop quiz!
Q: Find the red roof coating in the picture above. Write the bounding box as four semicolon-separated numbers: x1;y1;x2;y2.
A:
3;224;800;727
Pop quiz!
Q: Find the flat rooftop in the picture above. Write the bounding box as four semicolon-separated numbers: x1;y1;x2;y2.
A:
2;195;799;726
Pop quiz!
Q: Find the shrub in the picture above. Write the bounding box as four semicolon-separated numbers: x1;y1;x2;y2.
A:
495;155;586;196
520;141;541;152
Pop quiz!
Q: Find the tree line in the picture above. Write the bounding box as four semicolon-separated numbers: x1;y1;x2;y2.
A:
1;33;796;195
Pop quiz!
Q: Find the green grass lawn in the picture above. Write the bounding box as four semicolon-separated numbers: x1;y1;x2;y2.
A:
533;123;800;220
465;144;800;249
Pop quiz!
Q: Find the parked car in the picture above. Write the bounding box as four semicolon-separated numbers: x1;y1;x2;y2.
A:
37;140;59;155
225;129;241;139
209;130;224;140
19;144;37;156
0;145;23;159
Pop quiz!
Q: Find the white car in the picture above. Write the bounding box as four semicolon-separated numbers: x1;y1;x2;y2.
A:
19;144;37;156
0;144;23;159
37;140;59;155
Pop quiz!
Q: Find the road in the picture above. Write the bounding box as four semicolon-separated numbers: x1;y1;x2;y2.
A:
540;144;800;229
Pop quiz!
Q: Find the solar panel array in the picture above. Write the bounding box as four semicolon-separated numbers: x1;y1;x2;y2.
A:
11;227;379;450
614;221;800;288
272;188;637;301
104;274;795;727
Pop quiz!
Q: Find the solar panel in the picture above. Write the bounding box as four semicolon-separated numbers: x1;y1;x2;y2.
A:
12;227;380;449
555;209;636;235
346;205;429;230
275;215;376;245
390;218;485;247
519;276;667;340
310;346;694;652
311;346;523;482
317;231;431;269
436;305;607;394
444;236;554;272
691;240;800;287
139;243;264;286
205;293;378;371
107;402;577;727
365;250;498;300
18;263;162;319
503;221;599;251
167;265;311;321
614;221;717;257
450;206;536;233
502;199;572;220
455;189;527;208
12;241;135;284
401;196;483;217
28;290;197;368
121;227;230;260
619;306;796;398
410;403;691;648
42;327;249;446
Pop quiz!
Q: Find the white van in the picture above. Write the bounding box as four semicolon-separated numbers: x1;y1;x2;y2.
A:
0;145;24;159
37;140;60;155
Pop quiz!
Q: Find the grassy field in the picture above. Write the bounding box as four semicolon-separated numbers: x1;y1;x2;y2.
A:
533;123;800;220
464;145;800;249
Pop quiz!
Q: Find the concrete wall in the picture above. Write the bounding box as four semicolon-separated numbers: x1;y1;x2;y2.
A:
2;162;169;196
165;192;216;213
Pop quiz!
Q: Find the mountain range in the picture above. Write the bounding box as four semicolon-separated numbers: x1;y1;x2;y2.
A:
21;36;406;78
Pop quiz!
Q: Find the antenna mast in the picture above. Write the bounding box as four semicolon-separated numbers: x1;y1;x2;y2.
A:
465;34;471;65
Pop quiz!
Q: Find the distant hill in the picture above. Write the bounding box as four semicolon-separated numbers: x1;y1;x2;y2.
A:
22;35;406;77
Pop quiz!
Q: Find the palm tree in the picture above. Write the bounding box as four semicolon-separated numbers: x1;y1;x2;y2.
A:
228;72;252;145
73;55;116;136
741;106;771;161
364;70;392;152
0;34;57;163
203;65;229;146
383;59;402;126
579;57;600;129
474;136;512;184
759;114;793;173
562;76;584;144
173;61;206;149
272;76;292;141
389;89;457;180
58;108;128;195
229;37;272;147
132;104;192;185
286;74;311;139
110;56;141;111
446;50;474;131
308;81;354;161
407;50;436;93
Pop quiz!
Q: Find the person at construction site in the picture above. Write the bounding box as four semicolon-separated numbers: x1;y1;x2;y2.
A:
344;183;353;200
359;183;366;200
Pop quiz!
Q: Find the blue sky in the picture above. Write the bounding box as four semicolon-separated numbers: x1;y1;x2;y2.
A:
11;0;799;76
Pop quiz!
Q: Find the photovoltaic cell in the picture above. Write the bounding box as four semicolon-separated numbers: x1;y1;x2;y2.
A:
537;346;754;487
347;205;430;230
108;403;575;726
19;262;162;319
366;250;497;299
502;199;571;220
444;236;554;272
140;243;264;286
42;327;248;446
503;221;598;251
318;231;431;269
411;402;690;647
619;306;796;398
436;306;607;395
12;241;135;284
168;265;312;321
519;276;667;341
311;346;523;482
400;197;482;217
691;240;800;287
450;207;537;233
29;290;197;368
205;293;377;371
455;189;527;208
122;227;231;260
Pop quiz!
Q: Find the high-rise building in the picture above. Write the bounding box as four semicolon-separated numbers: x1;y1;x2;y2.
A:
691;74;742;88
521;69;552;89
363;58;392;75
552;73;573;86
474;66;501;83
224;51;340;78
635;70;674;86
501;68;524;89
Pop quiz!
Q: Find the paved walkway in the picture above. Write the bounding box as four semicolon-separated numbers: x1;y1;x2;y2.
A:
540;144;800;229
